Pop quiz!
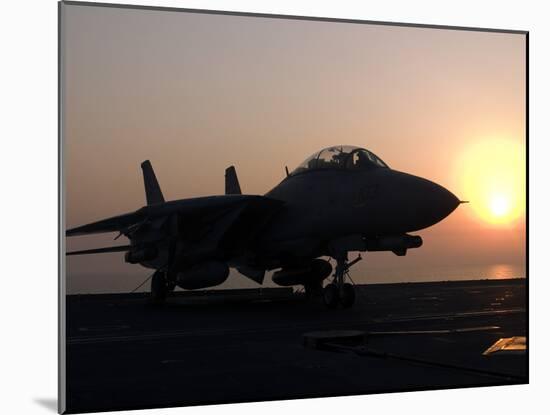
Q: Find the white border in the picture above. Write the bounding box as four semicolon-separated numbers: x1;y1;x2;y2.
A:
2;1;546;414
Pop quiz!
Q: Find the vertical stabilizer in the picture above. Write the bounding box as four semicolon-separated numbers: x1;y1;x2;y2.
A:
225;166;242;195
141;160;165;205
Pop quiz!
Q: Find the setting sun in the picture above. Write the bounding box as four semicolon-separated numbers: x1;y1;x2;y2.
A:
489;194;511;217
458;138;526;226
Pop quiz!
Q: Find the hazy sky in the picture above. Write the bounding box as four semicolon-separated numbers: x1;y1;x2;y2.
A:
62;4;526;293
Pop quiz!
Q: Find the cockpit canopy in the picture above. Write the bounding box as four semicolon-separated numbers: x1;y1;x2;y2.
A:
291;145;388;176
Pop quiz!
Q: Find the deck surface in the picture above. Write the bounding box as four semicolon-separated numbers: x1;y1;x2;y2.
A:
65;279;527;413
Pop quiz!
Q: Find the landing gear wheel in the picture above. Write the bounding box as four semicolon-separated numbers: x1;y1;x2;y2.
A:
340;283;355;308
323;252;362;309
151;271;168;305
323;283;340;309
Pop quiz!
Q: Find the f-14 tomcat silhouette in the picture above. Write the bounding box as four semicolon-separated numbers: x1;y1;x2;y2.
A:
67;145;462;308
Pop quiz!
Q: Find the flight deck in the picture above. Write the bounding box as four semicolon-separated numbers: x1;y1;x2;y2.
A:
65;279;527;413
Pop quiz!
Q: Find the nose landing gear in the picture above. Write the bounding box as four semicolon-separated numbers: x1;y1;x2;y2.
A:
150;270;176;305
323;254;361;309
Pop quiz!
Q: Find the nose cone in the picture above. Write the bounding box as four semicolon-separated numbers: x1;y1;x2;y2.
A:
390;172;460;232
422;179;460;224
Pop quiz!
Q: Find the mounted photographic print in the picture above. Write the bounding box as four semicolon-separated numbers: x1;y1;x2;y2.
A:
59;1;528;413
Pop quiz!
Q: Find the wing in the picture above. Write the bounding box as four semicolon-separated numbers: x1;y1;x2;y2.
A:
66;195;284;286
66;195;283;238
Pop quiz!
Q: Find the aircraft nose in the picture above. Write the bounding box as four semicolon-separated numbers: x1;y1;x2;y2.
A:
425;180;460;221
395;172;460;230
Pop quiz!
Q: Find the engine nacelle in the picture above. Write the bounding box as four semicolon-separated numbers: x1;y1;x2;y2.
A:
365;234;422;256
272;259;332;287
124;245;158;264
177;261;229;290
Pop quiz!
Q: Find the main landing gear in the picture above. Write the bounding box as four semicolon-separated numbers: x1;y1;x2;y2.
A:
150;270;175;305
323;254;361;309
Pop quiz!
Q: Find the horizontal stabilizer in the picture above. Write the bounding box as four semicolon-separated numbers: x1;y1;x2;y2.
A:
67;245;131;256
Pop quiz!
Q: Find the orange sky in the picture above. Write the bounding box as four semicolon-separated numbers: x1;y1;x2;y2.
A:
62;4;526;293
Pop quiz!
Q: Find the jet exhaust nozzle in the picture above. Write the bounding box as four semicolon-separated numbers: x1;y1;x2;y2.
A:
124;245;158;264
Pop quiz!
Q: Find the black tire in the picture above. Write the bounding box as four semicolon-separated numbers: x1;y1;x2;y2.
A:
340;283;355;308
323;283;339;309
151;271;168;305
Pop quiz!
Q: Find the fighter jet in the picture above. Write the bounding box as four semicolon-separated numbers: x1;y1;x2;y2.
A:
66;145;462;308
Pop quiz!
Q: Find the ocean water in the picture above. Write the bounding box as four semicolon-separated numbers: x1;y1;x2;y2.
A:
353;262;525;285
221;262;526;290
67;262;526;294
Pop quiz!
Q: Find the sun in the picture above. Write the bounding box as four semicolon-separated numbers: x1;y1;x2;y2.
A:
458;138;525;226
489;194;511;217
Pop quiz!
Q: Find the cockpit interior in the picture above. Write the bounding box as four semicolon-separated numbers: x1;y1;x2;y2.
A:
291;145;388;176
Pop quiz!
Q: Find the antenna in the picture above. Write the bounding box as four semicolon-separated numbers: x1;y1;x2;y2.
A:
285;166;290;177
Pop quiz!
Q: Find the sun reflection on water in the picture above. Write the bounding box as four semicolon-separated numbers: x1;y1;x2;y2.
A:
485;264;517;280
